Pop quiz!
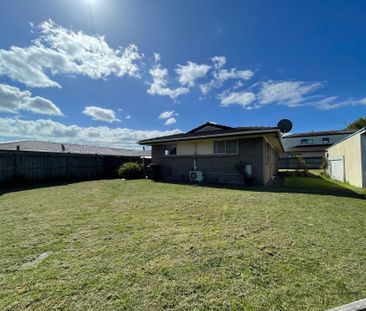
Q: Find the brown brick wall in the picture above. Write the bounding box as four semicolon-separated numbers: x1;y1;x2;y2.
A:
151;137;270;185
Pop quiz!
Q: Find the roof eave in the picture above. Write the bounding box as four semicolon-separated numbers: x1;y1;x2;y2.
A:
139;129;281;145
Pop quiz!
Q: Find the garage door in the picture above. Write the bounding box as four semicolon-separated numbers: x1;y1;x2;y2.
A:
329;158;344;182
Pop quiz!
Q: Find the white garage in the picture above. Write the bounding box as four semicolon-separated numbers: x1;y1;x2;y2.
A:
327;128;366;188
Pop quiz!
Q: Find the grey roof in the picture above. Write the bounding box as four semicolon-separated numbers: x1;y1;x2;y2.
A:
327;127;366;150
0;140;150;157
283;129;355;138
139;122;280;144
286;144;332;153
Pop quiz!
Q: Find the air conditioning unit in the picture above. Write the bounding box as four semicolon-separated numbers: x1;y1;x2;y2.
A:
189;171;204;182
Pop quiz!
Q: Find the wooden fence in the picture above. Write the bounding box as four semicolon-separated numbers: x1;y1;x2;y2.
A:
0;150;143;184
278;157;323;169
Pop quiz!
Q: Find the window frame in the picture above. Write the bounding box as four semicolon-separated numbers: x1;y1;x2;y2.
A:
163;144;177;156
300;138;314;145
322;137;330;143
213;140;239;155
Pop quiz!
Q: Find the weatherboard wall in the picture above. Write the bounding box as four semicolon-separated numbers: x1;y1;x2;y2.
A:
327;132;363;188
151;137;279;185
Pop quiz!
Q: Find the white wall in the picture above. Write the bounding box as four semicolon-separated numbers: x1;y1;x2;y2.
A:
362;134;366;188
327;132;363;188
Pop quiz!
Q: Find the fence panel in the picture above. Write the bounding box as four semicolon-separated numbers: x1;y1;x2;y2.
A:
0;150;142;184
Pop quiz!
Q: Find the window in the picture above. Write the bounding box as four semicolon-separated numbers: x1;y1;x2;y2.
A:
214;141;225;153
322;137;330;143
214;140;239;154
163;144;176;156
300;138;313;145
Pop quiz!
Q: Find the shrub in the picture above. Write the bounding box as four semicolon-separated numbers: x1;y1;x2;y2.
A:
295;155;308;176
117;162;144;179
320;156;329;177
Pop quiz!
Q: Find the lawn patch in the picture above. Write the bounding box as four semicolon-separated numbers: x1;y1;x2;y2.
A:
0;180;365;310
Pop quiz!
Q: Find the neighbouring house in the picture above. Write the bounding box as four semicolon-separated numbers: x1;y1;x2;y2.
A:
279;129;355;169
139;122;284;185
326;128;366;188
0;140;149;183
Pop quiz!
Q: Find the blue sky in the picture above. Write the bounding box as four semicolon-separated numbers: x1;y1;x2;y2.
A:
0;0;365;148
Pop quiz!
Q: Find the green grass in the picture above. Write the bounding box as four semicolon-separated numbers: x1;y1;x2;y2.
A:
284;169;366;196
284;175;353;193
0;179;365;310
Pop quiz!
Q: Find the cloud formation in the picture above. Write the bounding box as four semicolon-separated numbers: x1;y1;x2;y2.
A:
164;117;176;125
0;117;181;149
175;61;210;87
220;91;256;108
0;84;63;116
159;110;178;125
200;56;254;95
147;55;189;100
306;96;366;110
0;20;142;88
83;106;120;123
258;80;322;107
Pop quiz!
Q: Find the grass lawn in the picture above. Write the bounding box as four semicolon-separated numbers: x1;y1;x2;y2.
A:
284;175;355;193
0;179;365;310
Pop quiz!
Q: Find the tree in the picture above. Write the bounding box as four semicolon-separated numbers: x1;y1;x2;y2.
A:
345;117;366;130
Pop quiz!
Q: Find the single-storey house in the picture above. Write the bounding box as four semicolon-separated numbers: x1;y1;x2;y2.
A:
326;128;366;188
279;129;355;169
139;122;284;185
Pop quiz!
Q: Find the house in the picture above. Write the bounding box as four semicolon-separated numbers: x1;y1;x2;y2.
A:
279;130;355;169
139;122;284;185
326;128;366;188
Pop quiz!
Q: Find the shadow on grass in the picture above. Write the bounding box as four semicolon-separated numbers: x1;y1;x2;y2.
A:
0;180;73;196
0;175;364;200
154;175;365;200
0;178;112;196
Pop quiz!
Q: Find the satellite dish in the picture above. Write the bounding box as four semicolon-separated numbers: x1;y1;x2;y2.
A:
277;119;293;134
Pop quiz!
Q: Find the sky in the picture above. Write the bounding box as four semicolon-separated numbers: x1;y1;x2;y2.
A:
0;0;365;149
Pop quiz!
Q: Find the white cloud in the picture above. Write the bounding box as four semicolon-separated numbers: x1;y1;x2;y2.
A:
153;52;161;63
164;117;176;125
175;61;211;87
258;80;322;107
159;110;176;119
159;110;178;125
200;56;254;94
125;115;131;119
147;63;189;100
216;68;254;82
83;106;120;123
0;20;142;88
220;91;256;108
0;117;181;149
307;96;366;110
212;56;226;69
0;83;63;116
